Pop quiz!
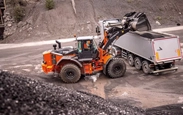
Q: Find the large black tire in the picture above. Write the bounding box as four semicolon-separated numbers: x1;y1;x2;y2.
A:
107;58;126;78
134;57;142;70
127;54;134;66
60;64;81;83
142;60;151;74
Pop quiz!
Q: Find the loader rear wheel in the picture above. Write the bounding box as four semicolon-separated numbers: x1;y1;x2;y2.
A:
127;54;134;66
142;60;151;74
107;58;126;78
60;64;81;83
134;57;142;70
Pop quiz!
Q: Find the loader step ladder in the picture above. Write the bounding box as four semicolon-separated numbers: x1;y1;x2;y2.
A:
121;49;127;59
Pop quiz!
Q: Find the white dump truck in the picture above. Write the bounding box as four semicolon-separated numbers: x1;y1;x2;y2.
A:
96;12;182;74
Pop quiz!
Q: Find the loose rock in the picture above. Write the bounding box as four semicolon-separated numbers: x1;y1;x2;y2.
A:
0;71;145;115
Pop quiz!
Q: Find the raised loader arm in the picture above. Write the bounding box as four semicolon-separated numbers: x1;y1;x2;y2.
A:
102;28;130;50
98;12;151;51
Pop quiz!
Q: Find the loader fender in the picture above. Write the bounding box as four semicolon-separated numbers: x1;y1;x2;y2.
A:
103;57;113;75
56;56;82;68
110;46;118;56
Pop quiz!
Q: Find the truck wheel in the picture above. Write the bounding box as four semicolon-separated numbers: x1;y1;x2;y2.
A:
142;60;151;74
127;54;134;66
134;57;142;70
60;64;81;83
107;58;126;78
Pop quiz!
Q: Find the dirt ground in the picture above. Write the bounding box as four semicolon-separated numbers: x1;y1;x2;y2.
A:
2;0;183;43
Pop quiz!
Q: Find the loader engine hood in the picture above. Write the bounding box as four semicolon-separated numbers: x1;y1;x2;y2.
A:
52;40;77;55
59;46;74;53
55;46;76;55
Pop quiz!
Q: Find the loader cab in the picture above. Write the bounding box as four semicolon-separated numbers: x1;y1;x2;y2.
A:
77;36;98;61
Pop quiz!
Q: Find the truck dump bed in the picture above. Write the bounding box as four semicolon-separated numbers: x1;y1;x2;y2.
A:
114;31;182;64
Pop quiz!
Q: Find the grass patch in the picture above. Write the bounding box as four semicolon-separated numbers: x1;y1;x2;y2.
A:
45;0;55;10
6;0;26;23
13;5;25;22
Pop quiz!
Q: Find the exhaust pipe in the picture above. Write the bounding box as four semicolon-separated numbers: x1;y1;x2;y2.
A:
56;40;61;48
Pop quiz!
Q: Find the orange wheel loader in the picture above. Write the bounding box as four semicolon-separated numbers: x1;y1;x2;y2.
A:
42;12;151;83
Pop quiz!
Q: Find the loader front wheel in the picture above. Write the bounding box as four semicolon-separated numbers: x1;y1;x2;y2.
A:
107;58;126;78
60;64;81;83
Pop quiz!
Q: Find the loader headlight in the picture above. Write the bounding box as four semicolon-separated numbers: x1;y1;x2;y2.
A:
43;61;47;64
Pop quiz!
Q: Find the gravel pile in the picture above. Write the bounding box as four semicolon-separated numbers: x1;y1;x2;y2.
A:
0;71;145;115
1;70;183;115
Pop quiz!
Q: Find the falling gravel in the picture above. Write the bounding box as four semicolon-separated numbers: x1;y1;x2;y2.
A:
0;71;145;115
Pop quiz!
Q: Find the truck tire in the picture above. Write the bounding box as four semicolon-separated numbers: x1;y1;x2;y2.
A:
142;60;151;74
127;54;134;66
60;64;81;83
107;58;126;78
134;57;142;70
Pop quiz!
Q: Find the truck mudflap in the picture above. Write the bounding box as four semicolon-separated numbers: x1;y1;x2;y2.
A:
152;67;178;74
42;63;55;73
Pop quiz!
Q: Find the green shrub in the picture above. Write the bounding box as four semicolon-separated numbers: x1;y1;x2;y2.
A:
45;0;55;10
13;5;25;22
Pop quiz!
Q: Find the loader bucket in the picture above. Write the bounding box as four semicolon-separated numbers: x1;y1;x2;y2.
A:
122;12;151;31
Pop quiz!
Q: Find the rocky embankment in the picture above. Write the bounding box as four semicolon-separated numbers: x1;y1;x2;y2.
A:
2;0;183;43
